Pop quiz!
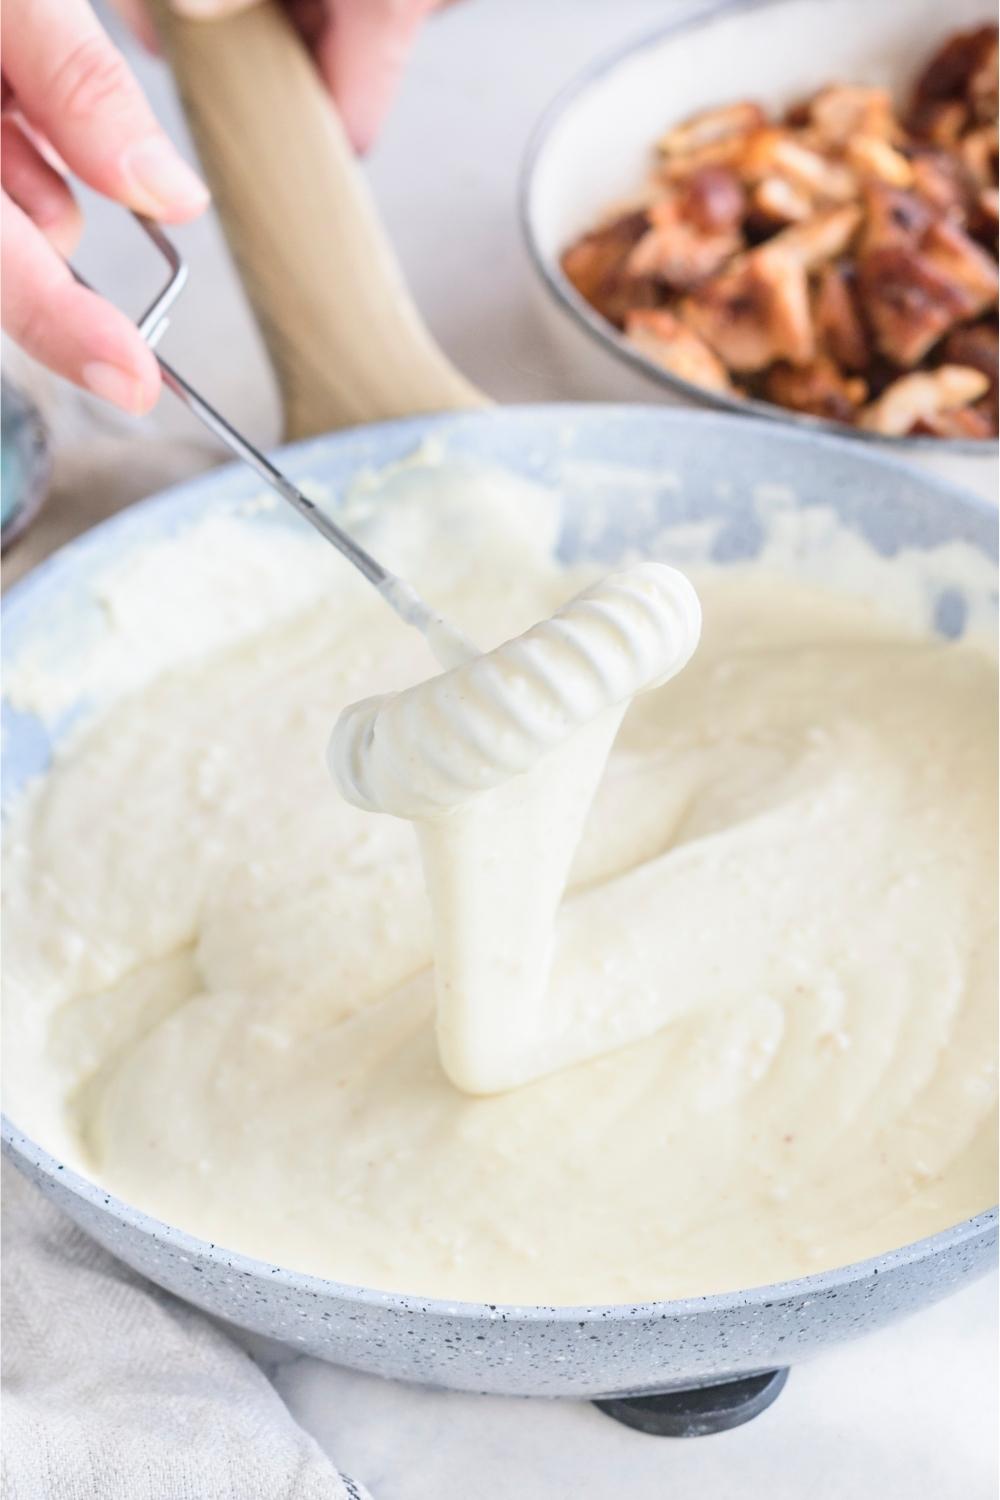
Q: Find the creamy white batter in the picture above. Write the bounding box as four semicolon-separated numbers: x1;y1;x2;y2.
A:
2;461;996;1304
332;561;702;1092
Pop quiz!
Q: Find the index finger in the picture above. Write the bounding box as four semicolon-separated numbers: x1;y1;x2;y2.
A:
3;0;209;221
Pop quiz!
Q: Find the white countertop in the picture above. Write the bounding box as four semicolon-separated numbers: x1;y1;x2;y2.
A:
12;2;997;1494
245;1276;998;1499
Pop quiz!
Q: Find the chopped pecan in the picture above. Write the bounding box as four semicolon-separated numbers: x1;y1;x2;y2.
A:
813;263;870;370
863;356;908;400
739;130;857;201
856;207;996;365
783;99;812;129
968;31;999;124
972;185;999;246
762;357;868;422
959;125;999;189
909;99;970;148
973;396;999;436
658;101;766;157
857;243;967;366
561;211;654;326
767;204;863;268
909;149;976;221
677;166;747;233
910;25;999;114
625;198;742;290
941;320;999;404
857;364;989;434
681;245;814;371
846;136;914;188
752;176;813;226
860;183;935;252
911;402;996;438
625;308;733;392
808;84;899;148
921;218;999;316
657;137;750;182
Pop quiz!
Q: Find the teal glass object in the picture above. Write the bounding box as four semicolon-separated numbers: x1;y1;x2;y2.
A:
1;378;51;552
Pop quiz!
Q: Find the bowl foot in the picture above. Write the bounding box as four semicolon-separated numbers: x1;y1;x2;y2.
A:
593;1367;789;1437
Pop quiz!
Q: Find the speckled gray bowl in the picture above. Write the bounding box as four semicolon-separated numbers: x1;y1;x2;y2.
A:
3;407;996;1399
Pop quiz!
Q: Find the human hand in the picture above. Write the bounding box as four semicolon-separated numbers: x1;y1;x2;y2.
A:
1;0;209;413
129;0;443;154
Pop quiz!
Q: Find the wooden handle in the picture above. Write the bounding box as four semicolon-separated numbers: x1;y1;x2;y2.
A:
148;0;486;438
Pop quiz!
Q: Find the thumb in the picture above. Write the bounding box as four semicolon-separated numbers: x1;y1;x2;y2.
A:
318;0;437;153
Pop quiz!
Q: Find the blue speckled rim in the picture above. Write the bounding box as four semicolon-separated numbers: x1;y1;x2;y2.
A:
3;1122;995;1320
3;404;997;1325
4;1119;995;1323
518;0;999;457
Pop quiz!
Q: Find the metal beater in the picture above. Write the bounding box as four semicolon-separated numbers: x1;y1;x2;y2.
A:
72;214;473;665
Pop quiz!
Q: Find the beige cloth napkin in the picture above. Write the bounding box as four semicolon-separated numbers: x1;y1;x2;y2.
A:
2;1169;370;1500
2;354;369;1500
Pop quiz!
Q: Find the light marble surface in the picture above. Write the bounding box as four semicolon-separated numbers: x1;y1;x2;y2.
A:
244;1276;998;1499
7;1;997;1493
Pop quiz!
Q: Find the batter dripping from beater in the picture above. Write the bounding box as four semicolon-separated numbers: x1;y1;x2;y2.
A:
332;562;701;1092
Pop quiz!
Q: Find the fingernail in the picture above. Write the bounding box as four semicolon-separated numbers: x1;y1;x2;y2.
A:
120;137;209;216
82;361;146;414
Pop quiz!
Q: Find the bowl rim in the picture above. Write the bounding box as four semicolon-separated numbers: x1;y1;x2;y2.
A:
518;0;1000;457
4;1117;996;1323
3;402;997;1326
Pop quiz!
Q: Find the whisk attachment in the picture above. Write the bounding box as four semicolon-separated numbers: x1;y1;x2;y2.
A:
72;214;470;662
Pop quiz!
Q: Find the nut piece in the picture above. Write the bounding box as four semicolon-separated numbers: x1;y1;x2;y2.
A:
626;198;742;291
910;25;999;117
766;204;863;268
959;125;1000;188
857;364;989;434
857;245;966;365
657;137;751;181
912;403;996;438
762;357;868;422
941;321;999;410
813;263;869;370
921;219;999;315
682;246;814;371
658;101;766;157
846;135;914;188
968;33;999;124
909;150;975;220
752;176;813;225
808;85;899;148
860;183;935;251
625;308;733;392
857;220;998;366
561;210;655;327
740;131;858;202
912;99;970;148
678;166;748;233
976;186;999;233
